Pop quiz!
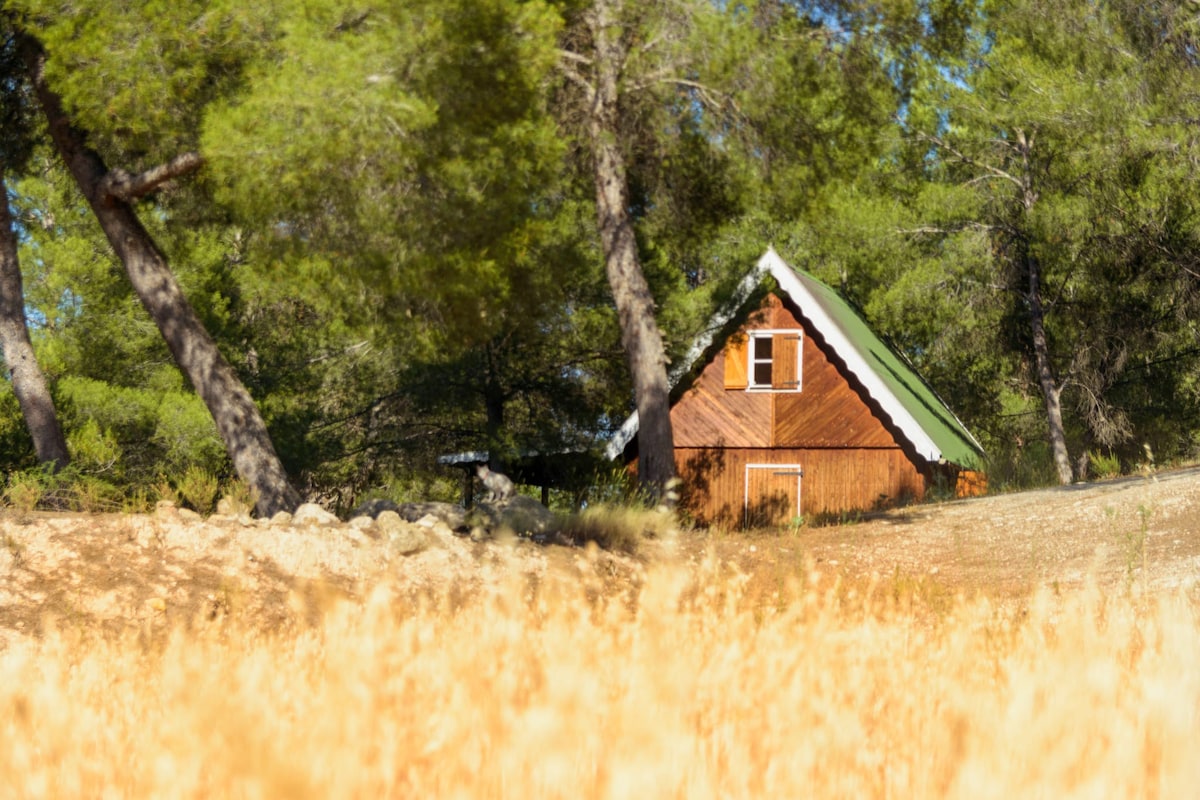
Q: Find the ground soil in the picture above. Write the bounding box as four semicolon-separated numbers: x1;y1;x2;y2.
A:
686;464;1200;605
1;466;1198;646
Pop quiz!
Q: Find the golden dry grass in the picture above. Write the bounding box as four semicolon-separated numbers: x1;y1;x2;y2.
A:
0;558;1197;798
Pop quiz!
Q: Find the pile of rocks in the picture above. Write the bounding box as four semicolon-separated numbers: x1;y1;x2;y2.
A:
186;494;563;561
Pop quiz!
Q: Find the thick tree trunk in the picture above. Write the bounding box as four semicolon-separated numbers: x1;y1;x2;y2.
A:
0;171;69;471
22;37;301;516
1026;253;1073;485
587;0;677;498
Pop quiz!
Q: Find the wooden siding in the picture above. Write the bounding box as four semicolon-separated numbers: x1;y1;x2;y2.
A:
678;446;927;528
668;292;933;527
672;346;771;448
773;310;897;448
674;292;902;451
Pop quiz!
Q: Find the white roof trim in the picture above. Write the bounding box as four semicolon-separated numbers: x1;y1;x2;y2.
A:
757;248;943;463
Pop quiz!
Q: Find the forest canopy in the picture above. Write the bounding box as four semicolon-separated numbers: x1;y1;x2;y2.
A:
0;0;1197;512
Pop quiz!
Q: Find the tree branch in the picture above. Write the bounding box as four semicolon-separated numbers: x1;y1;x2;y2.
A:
918;132;1025;192
895;222;1001;235
556;51;596;103
557;47;593;66
99;151;205;202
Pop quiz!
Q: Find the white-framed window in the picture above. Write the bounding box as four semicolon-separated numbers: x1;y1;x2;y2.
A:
747;330;802;392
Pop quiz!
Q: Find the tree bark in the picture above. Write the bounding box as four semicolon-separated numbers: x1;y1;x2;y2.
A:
1026;252;1074;484
1015;130;1072;485
586;0;677;498
21;36;301;516
0;169;69;471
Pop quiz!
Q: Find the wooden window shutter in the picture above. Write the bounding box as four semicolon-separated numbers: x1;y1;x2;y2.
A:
724;333;749;389
772;333;801;390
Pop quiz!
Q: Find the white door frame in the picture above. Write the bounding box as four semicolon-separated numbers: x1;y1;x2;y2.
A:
744;463;804;526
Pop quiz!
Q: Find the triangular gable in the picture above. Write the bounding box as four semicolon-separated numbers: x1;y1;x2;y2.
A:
606;248;985;469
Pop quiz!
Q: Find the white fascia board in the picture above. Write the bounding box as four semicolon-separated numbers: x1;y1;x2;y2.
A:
760;248;944;462
604;411;640;461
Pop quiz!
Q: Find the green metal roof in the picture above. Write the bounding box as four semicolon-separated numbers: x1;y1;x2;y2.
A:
765;249;985;470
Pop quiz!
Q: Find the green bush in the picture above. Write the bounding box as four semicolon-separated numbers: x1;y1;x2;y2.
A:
59;376;228;486
176;466;220;515
5;466;54;512
558;505;675;554
67;418;122;476
67;476;122;513
218;478;258;516
1089;450;1122;480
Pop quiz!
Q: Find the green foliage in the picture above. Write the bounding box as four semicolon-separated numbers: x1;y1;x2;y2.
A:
66;419;120;476
5;0;1200;510
58;377;226;484
176;466;220;515
558;505;675;555
67;475;123;513
217;479;258;517
1089;451;1123;481
5;465;53;512
4;464;123;513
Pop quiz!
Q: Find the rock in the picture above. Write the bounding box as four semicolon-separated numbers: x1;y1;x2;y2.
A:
348;516;375;530
387;526;427;556
374;510;405;534
269;511;294;527
154;500;178;518
349;498;401;519
492;496;556;534
396;502;467;531
370;510;427;554
292;503;340;527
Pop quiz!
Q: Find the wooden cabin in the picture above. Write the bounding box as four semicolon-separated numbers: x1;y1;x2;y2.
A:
608;249;986;528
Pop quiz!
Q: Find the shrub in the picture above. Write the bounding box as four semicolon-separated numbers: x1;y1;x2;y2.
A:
176;466;220;515
68;476;122;513
5;466;54;513
558;505;676;554
217;479;258;516
1090;450;1122;480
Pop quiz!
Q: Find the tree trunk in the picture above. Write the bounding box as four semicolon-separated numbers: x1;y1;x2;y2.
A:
1026;253;1073;485
0;170;70;471
1015;130;1072;485
587;0;677;499
483;361;508;475
22;36;301;516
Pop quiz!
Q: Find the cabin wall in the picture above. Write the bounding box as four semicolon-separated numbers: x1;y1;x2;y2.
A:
665;292;957;527
677;446;927;527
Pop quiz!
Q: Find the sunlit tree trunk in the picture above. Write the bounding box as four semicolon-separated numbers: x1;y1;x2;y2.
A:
1026;252;1073;484
22;35;301;516
583;0;677;498
0;170;69;471
1016;132;1072;485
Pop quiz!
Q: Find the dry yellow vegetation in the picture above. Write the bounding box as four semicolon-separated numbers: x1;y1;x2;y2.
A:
0;555;1196;798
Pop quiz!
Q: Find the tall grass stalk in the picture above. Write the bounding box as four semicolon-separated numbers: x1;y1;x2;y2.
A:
0;567;1196;797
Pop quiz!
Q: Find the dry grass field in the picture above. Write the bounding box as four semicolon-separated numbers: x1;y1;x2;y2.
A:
1;469;1200;797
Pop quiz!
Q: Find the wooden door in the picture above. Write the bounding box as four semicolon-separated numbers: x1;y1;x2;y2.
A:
744;463;803;528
